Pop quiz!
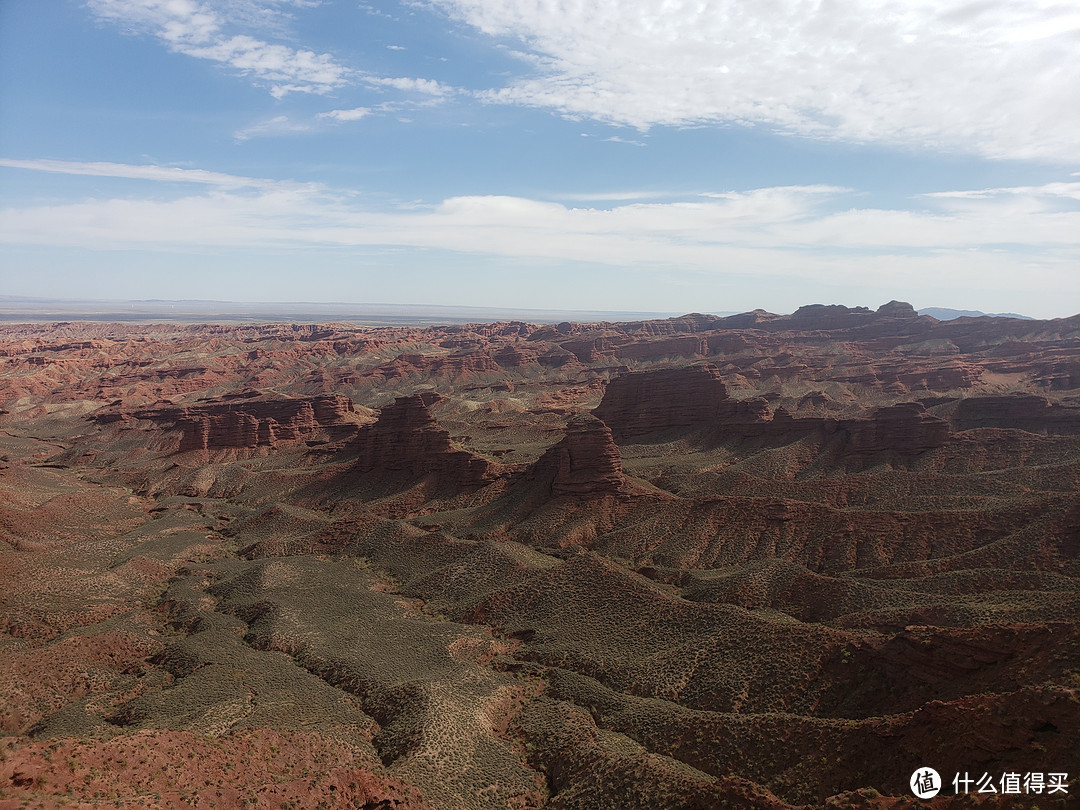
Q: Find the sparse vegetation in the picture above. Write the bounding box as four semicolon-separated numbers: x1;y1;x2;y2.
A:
1;314;1078;808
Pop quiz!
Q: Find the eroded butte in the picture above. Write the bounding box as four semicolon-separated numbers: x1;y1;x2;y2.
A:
1;301;1078;808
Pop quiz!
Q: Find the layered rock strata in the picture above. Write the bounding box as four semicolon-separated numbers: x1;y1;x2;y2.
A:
953;393;1080;434
841;403;950;454
350;394;498;486
99;394;361;452
531;415;631;497
593;363;766;441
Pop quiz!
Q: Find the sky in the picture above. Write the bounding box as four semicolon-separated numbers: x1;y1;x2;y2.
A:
0;0;1078;318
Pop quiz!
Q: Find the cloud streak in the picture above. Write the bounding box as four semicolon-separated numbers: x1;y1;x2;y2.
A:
0;158;285;188
2;161;1076;305
87;0;351;96
316;107;372;122
433;0;1080;162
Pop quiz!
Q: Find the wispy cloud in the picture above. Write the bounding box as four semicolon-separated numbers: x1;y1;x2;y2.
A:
432;0;1080;162
366;76;456;96
316;107;372;122
2;161;1076;303
0;158;281;188
603;135;645;147
554;190;677;202
232;115;314;141
87;0;351;96
923;182;1080;202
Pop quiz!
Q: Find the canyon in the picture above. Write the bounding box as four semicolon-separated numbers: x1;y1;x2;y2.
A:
0;302;1078;808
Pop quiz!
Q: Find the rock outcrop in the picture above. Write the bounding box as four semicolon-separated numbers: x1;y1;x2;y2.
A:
366;352;500;381
613;336;708;361
787;303;876;330
492;344;541;368
953;394;1080;434
593;364;770;441
350;394;499;486
101;394;361;452
874;300;920;319
710;300;931;337
767;403;950;454
532;415;630;496
841;403;950;454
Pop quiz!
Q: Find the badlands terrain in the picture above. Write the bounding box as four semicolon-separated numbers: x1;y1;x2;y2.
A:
0;301;1078;808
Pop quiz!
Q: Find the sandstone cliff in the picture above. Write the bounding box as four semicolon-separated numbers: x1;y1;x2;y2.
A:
531;415;631;497
953;393;1080;434
841;402;951;454
350;394;499;487
101;393;361;452
593;364;770;441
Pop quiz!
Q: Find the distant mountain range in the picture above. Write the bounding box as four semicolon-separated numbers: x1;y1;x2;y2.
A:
0;297;1036;324
918;307;1033;321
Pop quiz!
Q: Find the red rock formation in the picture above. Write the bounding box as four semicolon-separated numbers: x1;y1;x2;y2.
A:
560;336;619;363
613;335;709;361
101;394;361;452
537;346;583;368
532;415;631;496
593;364;729;440
953;394;1080;434
611;313;725;336
891;362;981;391
841;402;950;454
593;363;770;441
765;403;949;454
493;344;542;367
368;352;500;380
350;394;498;486
875;300;920;319
786;303;877;330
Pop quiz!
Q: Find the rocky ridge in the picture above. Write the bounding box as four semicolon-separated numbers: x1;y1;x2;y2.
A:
95;393;362;453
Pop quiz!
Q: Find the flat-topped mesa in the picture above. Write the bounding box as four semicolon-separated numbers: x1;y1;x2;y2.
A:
616;312;724;336
531;415;632;496
724;300;926;335
840;402;950;454
351;393;498;486
103;393;361;452
788;303;875;330
593;364;728;441
593;363;769;442
875;300;920;319
953;394;1080;435
768;403;950;454
179;395;361;451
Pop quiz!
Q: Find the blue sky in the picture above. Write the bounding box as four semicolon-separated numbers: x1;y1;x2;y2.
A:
1;0;1078;317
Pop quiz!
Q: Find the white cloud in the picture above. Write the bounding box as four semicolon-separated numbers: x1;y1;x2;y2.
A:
316;106;372;122
87;0;351;96
2;162;1075;305
431;0;1080;162
556;190;677;202
366;76;455;96
232;115;313;140
0;158;280;188
923;182;1080;202
603;136;646;147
